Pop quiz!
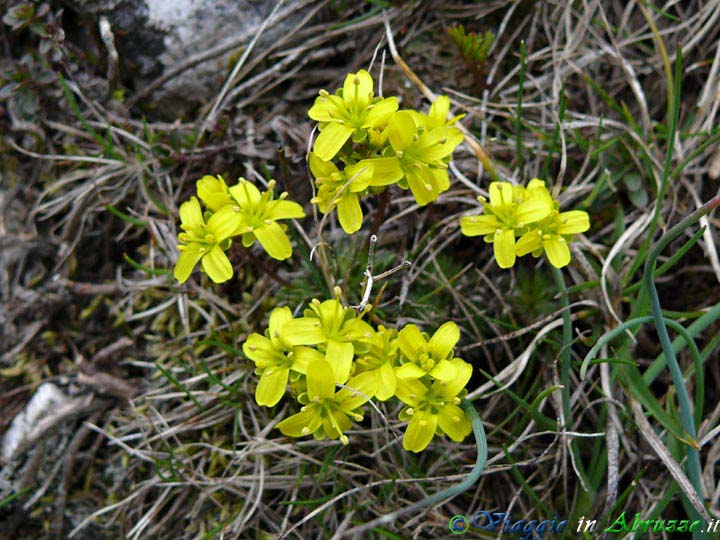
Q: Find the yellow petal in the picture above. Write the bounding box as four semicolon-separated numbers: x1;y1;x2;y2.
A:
405;170;436;206
283;318;326;345
340;318;374;342
277;405;323;437
438;403;471;442
337;194;363;234
207;205;242;241
313;122;354;161
343;70;373;108
461;214;499;237
516;199;552;224
196;175;232;211
254;221;292;260
375;362;396;401
179;197;204;230
526;178;546;191
544;236;571;268
326;340;354;384
440;359;473;398
397;324;425;361
388;111;417;151
290;346;324;374
242;334;279;367
403;409;438;452
428;321;459;359
396;362;427;380
556;210;590;234
173;248;203;282
336;371;375;409
361;157;403;186
309;152;339;179
363;96;398;128
323;410;353;441
394;377;427;407
489;182;514;208
306;359;335;400
516;230;542;257
229;180;261;207
344;162;374;191
268;306;294;338
270;200;306;220
428;359;458;381
315;298;345;327
493;228;516;268
308;94;344;122
428;95;450;125
417;126;463;162
201;245;233;283
429;168;450;193
255;366;290;406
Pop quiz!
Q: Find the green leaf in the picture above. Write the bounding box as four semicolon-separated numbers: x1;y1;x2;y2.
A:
623;172;643;191
529;385;563;431
627;187;649;209
620;365;694;447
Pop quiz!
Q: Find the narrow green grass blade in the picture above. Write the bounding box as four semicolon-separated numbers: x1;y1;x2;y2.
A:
106;204;147;227
157;362;204;410
124;253;171;276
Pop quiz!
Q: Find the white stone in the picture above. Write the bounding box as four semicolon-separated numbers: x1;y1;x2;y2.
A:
1;383;73;461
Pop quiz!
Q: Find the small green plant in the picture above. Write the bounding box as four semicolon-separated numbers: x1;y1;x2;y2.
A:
2;3;51;35
1;2;66;122
446;24;495;93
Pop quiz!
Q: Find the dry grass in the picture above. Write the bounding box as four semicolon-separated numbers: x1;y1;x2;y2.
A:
2;1;720;539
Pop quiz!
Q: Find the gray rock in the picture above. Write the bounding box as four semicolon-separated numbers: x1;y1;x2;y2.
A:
64;0;290;118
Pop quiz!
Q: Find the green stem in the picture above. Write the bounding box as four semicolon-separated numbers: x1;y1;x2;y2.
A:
552;266;589;489
643;302;720;385
552;267;572;422
643;195;719;539
579;315;704;427
346;400;487;536
580;316;702;384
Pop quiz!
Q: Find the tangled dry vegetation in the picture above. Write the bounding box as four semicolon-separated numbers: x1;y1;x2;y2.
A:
2;1;720;539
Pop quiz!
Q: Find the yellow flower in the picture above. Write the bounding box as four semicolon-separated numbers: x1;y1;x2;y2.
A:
308;153;374;234
242;307;324;406
308;70;398;161
276;359;375;444
282;295;373;384
395;358;473;452
196;174;233;211
460;180;552;268
383;110;464;206
516;209;590;268
353;326;399;401
412;95;465;130
396;321;464;382
173;196;240;283
228;179;305;260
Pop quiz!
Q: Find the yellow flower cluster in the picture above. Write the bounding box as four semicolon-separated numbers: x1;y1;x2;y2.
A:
307;70;464;234
241;290;472;452
460;180;590;268
174;175;305;283
172;70;595;458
